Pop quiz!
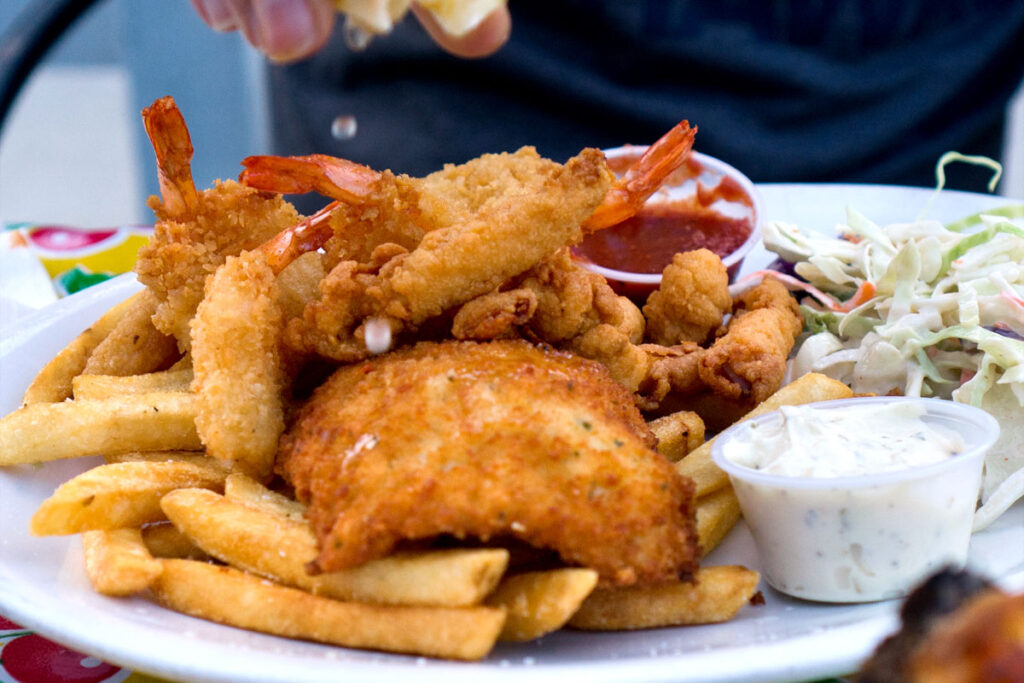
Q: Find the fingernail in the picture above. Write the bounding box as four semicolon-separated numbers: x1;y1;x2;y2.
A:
193;0;239;32
253;0;320;61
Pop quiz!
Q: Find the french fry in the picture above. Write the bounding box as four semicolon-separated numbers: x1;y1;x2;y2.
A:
568;565;760;631
695;486;741;558
0;392;200;465
648;410;705;462
223;472;306;522
677;373;853;497
485;569;598;642
72;368;194;400
142;522;209;560
21;294;139;405
82;289;180;377
104;450;220;466
161;488;509;607
82;528;163;596
30;460;228;535
152;559;506;661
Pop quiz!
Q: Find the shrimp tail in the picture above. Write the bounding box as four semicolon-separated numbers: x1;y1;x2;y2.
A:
257;201;341;275
583;120;697;233
240;154;381;204
142;96;200;219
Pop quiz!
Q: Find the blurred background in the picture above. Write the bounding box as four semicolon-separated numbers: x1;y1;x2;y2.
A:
0;0;1022;228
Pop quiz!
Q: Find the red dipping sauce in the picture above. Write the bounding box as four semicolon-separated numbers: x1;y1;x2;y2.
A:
573;148;761;299
574;204;752;275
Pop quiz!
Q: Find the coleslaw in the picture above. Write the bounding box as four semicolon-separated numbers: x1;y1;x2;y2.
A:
758;201;1024;531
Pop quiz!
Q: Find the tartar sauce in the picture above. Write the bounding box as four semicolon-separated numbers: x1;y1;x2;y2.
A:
721;402;965;478
712;398;993;603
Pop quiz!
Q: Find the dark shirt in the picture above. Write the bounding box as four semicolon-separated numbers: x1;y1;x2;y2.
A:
268;0;1024;202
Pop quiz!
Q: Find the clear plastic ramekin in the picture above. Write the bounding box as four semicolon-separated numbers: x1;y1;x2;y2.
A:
576;147;763;299
711;396;1000;603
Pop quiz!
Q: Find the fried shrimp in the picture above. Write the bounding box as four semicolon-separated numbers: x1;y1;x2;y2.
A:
279;340;698;586
134;97;301;350
190;250;285;479
239;123;697;361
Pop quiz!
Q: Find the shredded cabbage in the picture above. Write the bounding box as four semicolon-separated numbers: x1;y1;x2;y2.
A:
761;188;1024;530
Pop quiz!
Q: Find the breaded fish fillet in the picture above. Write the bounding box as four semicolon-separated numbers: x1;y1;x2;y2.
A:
279;340;698;586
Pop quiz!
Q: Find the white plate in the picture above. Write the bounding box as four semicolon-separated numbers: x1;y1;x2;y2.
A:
1;185;1022;683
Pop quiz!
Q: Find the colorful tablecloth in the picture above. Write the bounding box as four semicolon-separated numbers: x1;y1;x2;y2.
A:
1;223;165;683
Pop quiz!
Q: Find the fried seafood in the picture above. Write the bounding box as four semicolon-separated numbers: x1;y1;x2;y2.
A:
279;340;699;586
190;250;285;478
643;248;732;346
134;97;301;349
240;122;697;362
698;277;803;404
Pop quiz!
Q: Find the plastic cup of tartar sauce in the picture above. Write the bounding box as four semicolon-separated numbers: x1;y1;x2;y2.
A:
711;396;1000;603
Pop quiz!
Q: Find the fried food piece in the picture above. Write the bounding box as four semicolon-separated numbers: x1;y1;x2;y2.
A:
698;277;803;404
636;342;704;409
135;97;300;350
858;568;1024;683
451;288;538;340
82;289;180;376
280;340;697;586
190;250;285;479
648;410;705;462
643;249;732;346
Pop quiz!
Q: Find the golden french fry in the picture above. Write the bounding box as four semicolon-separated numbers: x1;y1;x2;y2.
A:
677;373;853;497
485;569;598;642
152;559;506;660
0;392;200;466
161;488;509;607
72;368;194;400
82;528;163;596
30;460;228;535
696;486;741;558
21;294;140;405
568;565;760;631
104;451;219;466
223;472;305;522
648;410;705;462
141;522;209;560
82;289;180;377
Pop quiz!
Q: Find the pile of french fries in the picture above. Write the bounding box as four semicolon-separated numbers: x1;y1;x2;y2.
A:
0;288;852;661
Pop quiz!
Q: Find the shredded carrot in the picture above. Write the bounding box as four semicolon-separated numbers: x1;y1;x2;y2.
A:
835;281;876;313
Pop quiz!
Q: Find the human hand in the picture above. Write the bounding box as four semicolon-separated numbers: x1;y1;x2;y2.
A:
190;0;511;63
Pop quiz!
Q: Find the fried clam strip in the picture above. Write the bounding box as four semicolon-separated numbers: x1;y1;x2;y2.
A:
677;372;854;498
190;250;285;478
569;565;760;631
30;459;228;535
0;392;200;466
466;249;705;406
698;276;804;405
134;96;301;350
22;292;138;404
161;486;509;607
151;560;506;661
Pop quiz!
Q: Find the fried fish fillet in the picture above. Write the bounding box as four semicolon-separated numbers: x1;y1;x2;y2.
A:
279;340;698;586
